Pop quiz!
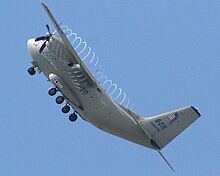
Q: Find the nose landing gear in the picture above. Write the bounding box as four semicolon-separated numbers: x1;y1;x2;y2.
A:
27;67;36;76
27;62;38;76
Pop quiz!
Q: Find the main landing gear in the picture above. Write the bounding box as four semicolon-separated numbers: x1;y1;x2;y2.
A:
56;96;64;104
61;104;70;113
48;87;57;96
48;87;78;122
69;113;78;122
27;67;78;122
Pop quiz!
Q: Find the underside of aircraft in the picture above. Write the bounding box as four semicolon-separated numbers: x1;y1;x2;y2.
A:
27;2;201;172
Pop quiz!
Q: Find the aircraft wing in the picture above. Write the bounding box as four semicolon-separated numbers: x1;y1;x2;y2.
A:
41;2;97;86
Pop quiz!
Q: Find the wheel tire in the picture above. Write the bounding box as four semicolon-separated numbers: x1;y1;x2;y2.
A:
62;105;70;114
48;87;57;96
56;96;64;104
69;113;78;122
27;67;36;76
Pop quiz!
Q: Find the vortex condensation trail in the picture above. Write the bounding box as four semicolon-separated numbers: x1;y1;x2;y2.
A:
42;25;133;110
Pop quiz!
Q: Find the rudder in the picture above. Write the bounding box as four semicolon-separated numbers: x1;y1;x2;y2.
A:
140;106;201;149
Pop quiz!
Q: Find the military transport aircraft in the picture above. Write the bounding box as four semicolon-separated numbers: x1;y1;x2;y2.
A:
27;2;201;172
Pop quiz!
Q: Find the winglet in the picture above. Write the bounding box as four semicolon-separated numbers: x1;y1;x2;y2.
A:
158;150;175;173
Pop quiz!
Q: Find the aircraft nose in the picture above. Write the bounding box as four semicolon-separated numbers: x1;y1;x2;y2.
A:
27;39;39;58
27;39;35;50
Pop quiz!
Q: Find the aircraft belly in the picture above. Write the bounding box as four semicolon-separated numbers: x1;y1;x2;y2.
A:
29;43;151;148
32;53;84;109
83;90;150;147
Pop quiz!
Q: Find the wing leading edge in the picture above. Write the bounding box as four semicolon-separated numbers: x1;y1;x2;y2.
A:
41;2;97;86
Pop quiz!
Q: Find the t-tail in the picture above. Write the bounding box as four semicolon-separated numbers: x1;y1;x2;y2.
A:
139;106;201;172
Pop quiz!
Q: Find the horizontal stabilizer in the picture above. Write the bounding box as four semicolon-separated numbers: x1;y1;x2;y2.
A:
140;106;201;149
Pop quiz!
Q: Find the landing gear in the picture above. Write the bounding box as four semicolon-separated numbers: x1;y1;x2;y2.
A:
61;104;70;114
69;113;78;122
48;87;57;96
27;67;36;76
55;96;64;104
47;87;78;122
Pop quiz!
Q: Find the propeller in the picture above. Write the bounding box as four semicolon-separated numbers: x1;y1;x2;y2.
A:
35;24;52;53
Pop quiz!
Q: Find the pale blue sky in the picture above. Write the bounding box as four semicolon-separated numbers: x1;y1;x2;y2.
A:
0;0;219;175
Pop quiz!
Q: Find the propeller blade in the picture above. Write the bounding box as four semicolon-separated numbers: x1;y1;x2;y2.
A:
37;25;52;53
35;36;47;42
39;41;47;53
46;24;51;36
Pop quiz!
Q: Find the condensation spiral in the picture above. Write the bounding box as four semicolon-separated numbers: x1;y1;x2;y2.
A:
49;25;133;110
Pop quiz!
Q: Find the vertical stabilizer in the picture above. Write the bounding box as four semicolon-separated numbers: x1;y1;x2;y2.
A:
140;106;201;149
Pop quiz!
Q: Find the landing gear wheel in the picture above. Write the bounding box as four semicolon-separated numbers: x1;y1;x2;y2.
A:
27;67;36;76
69;113;78;122
56;96;64;104
61;105;70;114
48;87;57;96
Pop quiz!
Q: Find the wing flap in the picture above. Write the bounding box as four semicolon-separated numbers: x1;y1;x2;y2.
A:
140;106;201;149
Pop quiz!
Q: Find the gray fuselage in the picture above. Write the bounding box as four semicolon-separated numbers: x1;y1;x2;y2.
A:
27;36;155;150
